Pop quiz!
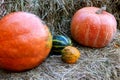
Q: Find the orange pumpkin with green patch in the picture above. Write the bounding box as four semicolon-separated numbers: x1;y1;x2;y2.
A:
0;12;52;72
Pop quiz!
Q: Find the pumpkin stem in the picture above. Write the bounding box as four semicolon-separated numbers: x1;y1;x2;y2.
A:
96;5;106;14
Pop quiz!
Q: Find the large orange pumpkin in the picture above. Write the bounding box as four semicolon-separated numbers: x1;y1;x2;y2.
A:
0;12;52;72
71;7;117;48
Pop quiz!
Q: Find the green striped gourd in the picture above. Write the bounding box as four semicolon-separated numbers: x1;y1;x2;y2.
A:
51;35;72;55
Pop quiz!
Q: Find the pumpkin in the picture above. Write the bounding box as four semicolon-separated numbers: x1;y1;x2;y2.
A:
0;12;52;72
71;7;117;48
61;46;80;64
51;35;72;55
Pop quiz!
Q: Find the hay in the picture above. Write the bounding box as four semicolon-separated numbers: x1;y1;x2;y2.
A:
0;0;120;32
0;0;120;80
0;31;120;80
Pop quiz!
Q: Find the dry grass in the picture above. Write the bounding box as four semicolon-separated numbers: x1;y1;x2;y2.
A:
0;0;120;32
0;31;120;80
0;0;120;80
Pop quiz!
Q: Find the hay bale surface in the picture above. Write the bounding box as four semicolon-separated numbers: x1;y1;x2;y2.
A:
0;31;120;80
0;0;120;80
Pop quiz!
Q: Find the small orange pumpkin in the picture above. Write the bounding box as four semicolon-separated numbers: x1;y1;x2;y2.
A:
0;12;52;72
71;7;117;48
61;46;80;64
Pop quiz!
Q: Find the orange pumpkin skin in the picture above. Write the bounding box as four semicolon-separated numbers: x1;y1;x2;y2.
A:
0;12;52;72
71;7;117;48
61;46;80;64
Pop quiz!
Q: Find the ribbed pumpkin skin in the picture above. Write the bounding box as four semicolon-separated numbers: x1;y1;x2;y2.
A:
0;12;52;72
71;7;117;48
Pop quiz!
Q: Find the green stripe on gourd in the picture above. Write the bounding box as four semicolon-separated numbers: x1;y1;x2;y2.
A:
51;35;72;55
